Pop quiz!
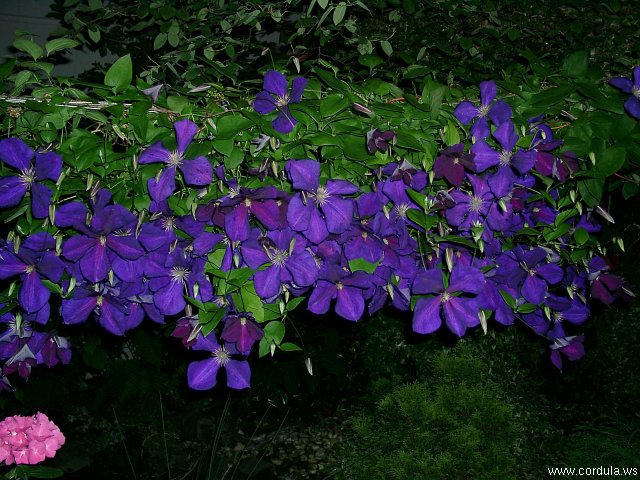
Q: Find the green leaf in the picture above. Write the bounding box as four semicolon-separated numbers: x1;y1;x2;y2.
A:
498;289;516;309
104;54;132;93
596;147;625;176
318;0;329;8
445;120;460;146
358;54;383;70
13;38;43;60
333;3;347;25
264;321;285;344
380;40;393;56
517;303;539;314
578;177;604;208
154;33;167;50
45;38;80;56
231;282;264;322
320;93;346;117
573;227;589;245
88;25;101;43
561;51;589;78
215;114;254;139
280;342;303;352
348;258;380;274
530;85;575;109
395;131;422;150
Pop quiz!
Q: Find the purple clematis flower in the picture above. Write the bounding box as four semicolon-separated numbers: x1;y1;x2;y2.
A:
0;233;65;314
609;66;640;119
61;201;144;284
285;159;357;244
366;129;396;154
433;143;475;187
411;265;485;337
471;121;537;197
60;280;144;336
253;70;307;134
187;332;250;390
221;313;264;355
549;335;585;371
453;80;512;139
241;228;318;300
587;256;624;305
0;138;62;218
307;264;371;321
138;119;213;202
513;246;564;305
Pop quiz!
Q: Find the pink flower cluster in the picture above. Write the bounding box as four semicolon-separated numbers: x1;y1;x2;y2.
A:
0;413;65;465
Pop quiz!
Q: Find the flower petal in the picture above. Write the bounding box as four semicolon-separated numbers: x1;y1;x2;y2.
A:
263;70;288;97
19;271;49;313
179;156;213;186
0;138;33;171
412;296;442;334
147;167;176;202
289;77;307;103
0;176;27;209
30;182;52;219
272;108;297;134
253;90;278;114
335;285;364;321
34;151;62;181
174;118;198;154
187;357;220;390
225;359;251;389
139;141;171;164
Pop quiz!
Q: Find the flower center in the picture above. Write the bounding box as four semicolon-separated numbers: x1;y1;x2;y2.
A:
336;281;344;291
24;265;35;274
453;157;460;165
19;168;36;190
244;198;252;208
213;344;230;366
478;104;490;117
99;235;107;246
499;150;512;166
162;216;176;232
167;150;183;167
269;248;289;268
441;290;451;303
553;312;564;323
276;93;290;108
468;194;484;213
314;186;330;207
633;86;640;99
395;203;410;219
171;266;190;283
240;317;247;326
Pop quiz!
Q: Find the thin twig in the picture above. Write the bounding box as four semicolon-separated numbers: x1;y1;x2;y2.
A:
112;406;138;480
159;392;172;480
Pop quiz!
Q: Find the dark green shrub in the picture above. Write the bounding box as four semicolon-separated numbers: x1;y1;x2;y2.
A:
337;352;519;480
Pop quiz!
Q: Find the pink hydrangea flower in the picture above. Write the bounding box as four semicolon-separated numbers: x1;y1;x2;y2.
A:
0;412;64;465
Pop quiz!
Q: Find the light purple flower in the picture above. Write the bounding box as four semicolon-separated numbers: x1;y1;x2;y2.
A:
187;332;250;390
0;138;61;218
253;70;307;134
138;119;213;202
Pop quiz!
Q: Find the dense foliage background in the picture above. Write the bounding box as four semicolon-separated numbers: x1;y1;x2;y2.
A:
0;1;639;479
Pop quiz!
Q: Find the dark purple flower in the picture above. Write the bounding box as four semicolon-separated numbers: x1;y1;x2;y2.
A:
366;129;396;154
609;66;640;119
0;138;62;218
253;70;307;134
33;334;72;368
411;265;485;336
172;315;201;348
187;332;250;390
221;314;264;355
138;119;213;202
433;143;475;187
549;335;585;370
588;257;624;305
453;80;512;139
